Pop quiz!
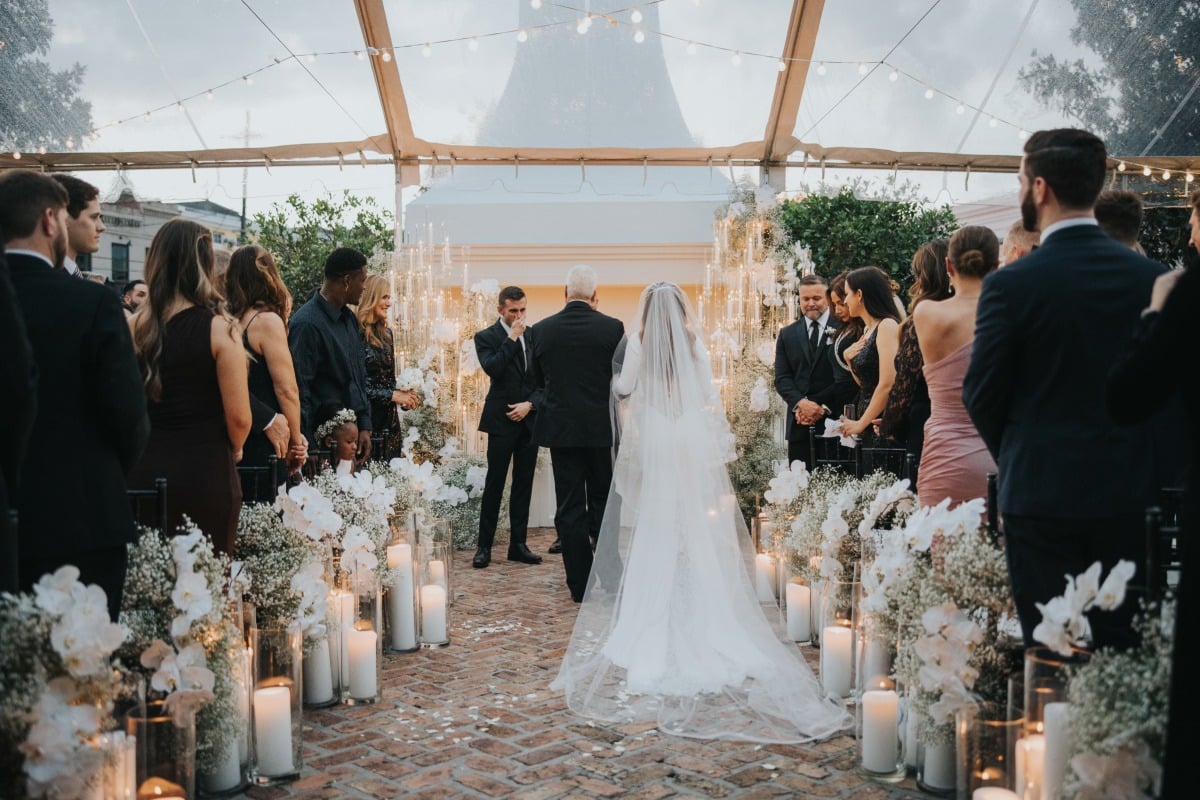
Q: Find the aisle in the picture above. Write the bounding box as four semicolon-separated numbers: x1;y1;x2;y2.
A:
245;529;925;799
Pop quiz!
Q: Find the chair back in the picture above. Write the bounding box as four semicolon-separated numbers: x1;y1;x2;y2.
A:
302;446;333;480
370;433;391;463
1145;488;1184;600
236;456;282;505
857;441;908;481
127;477;168;533
808;426;857;476
985;472;1000;544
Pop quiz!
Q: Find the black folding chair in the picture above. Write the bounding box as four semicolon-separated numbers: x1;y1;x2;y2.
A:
808;426;857;476
127;477;168;532
370;433;391;463
1146;487;1184;599
236;456;282;504
301;446;333;480
904;452;919;487
985;472;1000;544
856;441;908;481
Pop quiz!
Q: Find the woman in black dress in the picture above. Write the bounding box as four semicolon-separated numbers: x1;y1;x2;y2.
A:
356;274;418;460
225;245;305;497
128;220;251;554
840;266;904;441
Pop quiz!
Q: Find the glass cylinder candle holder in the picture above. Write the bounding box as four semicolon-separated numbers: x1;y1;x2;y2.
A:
857;675;905;782
784;575;813;643
125;701;195;800
327;578;355;702
1023;646;1089;735
807;555;824;647
917;730;957;796
417;540;451;647
342;575;382;705
956;701;1021;800
249;623;302;785
753;548;778;604
198;644;251;796
88;730;136;800
901;687;922;774
818;577;860;700
384;526;419;653
301;602;338;710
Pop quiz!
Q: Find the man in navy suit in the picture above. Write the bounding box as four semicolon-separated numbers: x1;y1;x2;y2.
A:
472;285;544;568
774;274;849;467
0;170;149;616
963;128;1166;650
530;265;625;602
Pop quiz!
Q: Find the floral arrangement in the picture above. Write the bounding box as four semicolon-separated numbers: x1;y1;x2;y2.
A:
302;468;396;587
1063;596;1172;800
0;567;128;799
863;499;1018;745
120;525;240;776
724;349;786;520
424;454;488;549
395;366;426;396
234;503;326;633
1032;559;1136;656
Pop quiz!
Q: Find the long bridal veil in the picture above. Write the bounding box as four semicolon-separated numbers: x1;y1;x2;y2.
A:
550;282;850;743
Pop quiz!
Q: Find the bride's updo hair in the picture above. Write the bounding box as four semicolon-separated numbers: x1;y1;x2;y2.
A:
948;225;1000;279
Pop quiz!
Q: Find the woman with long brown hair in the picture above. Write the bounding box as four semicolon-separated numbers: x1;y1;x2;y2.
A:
226;244;306;490
840;266;904;439
127;219;251;554
356;273;418;458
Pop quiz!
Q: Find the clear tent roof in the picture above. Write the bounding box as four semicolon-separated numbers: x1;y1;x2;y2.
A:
1;0;1195;215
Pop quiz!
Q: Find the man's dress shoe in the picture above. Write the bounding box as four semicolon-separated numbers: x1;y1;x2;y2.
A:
472;546;490;569
507;543;543;564
547;538;564;554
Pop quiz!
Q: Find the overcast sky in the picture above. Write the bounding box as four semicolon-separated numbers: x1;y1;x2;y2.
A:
30;0;1114;220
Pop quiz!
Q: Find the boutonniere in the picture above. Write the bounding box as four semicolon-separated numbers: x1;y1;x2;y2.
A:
823;327;835;344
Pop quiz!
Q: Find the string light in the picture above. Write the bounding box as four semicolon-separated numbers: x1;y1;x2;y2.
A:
631;9;643;23
988;116;997;128
354;50;363;59
731;51;742;66
1187;172;1195;183
176;101;184;112
924;87;934;99
516;28;528;42
1162;169;1171;179
1118;161;1127;172
143;112;151;122
633;29;645;44
468;36;479;51
421;43;431;57
243;75;252;84
816;61;826;75
955;102;965;114
12;151;19;160
777;59;787;72
577;16;591;34
888;68;898;81
206;89;214;100
530;0;541;8
382;50;392;62
686;41;696;55
1018;129;1028;140
857;61;868;75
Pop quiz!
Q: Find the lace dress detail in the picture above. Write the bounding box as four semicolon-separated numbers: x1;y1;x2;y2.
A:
878;321;929;453
850;326;880;418
363;325;400;452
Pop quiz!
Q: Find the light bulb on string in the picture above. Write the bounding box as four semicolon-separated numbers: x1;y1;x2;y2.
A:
988;116;997;128
888;68;898;81
307;53;316;63
816;61;826;75
631;9;643;23
516;28;528;42
354;50;363;60
530;0;541;8
206;89;214;100
778;59;786;72
633;29;645;43
64;137;74;148
421;43;431;57
955;102;965;115
686;41;697;55
1143;165;1152;177
1018;129;1028;140
731;51;742;66
176;101;184;112
468;36;479;51
577;17;590;34
12;151;20;160
924;87;934;100
1187;172;1195;183
1162;170;1171;180
143;112;151;122
1117;161;1126;172
857;61;868;75
382;50;392;62
38;145;46;155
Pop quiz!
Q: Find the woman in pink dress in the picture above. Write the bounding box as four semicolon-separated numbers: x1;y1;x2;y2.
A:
913;225;999;508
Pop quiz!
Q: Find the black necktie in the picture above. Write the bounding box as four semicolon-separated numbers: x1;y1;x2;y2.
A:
808;320;820;350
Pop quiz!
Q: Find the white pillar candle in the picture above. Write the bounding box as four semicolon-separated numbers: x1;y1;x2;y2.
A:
973;789;1019;800
860;638;892;687
785;582;811;641
1015;734;1045;800
429;559;447;590
387;544;417;650
252;686;294;776
420;584;448;642
302;637;334;704
333;589;354;689
754;554;776;602
820;625;853;698
203;734;242;792
233;648;250;762
922;739;956;790
860;688;900;773
1042;704;1071;800
347;627;378;700
903;693;921;768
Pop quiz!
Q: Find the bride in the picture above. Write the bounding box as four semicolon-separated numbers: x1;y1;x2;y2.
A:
550;282;850;742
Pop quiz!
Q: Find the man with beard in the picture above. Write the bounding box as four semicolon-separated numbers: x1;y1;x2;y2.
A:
963;129;1166;651
0;170;149;616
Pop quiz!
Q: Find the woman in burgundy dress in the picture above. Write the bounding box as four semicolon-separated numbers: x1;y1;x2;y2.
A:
128;219;251;554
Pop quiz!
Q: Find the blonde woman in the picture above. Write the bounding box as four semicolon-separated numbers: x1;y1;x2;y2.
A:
127;219;251;554
356;273;418;457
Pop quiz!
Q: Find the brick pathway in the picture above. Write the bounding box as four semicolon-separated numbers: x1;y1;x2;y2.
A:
243;529;931;800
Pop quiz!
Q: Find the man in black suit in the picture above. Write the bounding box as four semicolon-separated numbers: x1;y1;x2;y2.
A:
774;274;848;467
530;265;625;602
472;285;544;568
49;174;105;278
963;128;1166;650
0;170;149;616
1;247;37;593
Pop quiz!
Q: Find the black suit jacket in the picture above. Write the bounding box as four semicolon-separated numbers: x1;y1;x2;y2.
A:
475;320;542;437
963;224;1166;518
530;301;625;448
774;315;846;442
7;253;150;559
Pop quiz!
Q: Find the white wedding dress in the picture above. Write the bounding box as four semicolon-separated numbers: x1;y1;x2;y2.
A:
550;283;850;743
